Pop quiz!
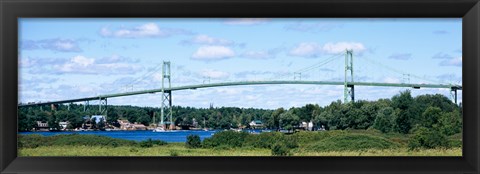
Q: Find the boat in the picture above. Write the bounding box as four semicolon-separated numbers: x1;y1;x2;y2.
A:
153;127;166;132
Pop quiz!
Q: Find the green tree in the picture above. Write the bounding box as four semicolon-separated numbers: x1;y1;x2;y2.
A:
420;106;442;129
267;108;284;130
392;90;414;134
18;112;31;131
280;111;300;131
48;112;61;131
438;110;462;136
373;107;396;133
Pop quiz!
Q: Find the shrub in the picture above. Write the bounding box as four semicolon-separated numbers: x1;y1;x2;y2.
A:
139;139;153;148
242;132;299;149
110;142;119;148
139;138;167;148
305;134;398;152
243;132;284;148
271;143;290;156
150;139;167;146
408;126;449;150
18;134;52;148
18;134;162;148
201;131;249;148
186;134;201;148
169;150;179;156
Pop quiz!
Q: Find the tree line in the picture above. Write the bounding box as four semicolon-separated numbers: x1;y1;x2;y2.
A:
18;90;462;137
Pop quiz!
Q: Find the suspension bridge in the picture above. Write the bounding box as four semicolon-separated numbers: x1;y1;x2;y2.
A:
18;50;462;129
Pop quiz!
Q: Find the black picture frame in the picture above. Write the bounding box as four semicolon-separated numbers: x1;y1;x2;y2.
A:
1;0;479;173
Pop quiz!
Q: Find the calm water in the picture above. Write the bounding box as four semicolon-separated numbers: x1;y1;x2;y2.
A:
18;129;265;142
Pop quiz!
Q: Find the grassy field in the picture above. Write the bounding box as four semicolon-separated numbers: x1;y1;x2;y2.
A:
19;143;271;156
18;130;462;156
19;143;461;156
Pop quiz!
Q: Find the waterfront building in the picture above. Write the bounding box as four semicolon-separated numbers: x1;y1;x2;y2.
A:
90;115;106;123
249;120;264;128
35;121;49;131
58;121;70;130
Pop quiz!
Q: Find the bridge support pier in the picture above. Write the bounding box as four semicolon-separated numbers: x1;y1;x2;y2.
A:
160;61;173;130
344;49;354;103
83;101;89;112
451;87;458;105
346;84;355;102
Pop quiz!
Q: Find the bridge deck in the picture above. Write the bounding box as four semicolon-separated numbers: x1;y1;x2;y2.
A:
18;80;462;107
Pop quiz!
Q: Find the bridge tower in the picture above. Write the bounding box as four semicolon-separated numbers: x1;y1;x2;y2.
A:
450;87;459;105
344;49;354;103
98;97;108;122
160;61;174;130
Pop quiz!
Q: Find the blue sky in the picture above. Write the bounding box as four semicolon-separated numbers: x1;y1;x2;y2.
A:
18;18;462;109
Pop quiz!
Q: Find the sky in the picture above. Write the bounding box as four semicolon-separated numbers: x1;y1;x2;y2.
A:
18;18;462;109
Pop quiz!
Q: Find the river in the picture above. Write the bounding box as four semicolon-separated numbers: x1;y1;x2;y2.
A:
18;129;266;142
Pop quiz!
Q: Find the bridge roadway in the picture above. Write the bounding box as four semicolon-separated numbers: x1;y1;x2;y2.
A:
18;80;462;107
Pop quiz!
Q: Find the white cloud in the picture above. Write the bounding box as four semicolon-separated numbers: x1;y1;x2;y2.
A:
432;52;454;59
100;27;111;36
289;42;321;57
200;69;230;79
191;46;235;61
181;34;234;46
215;87;253;95
440;57;462;67
241;51;273;59
322;42;366;54
289;42;366;58
100;23;190;38
224;18;269;25
19;57;35;68
72;55;95;66
25;55;145;75
21;38;83;52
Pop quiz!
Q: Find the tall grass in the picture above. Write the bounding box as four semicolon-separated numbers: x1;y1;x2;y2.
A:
19;143;271;156
18;144;461;156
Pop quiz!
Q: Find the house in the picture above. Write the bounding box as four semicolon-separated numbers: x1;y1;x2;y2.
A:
117;119;147;130
299;121;314;131
249;120;264;128
132;122;147;130
58;121;70;130
192;118;198;128
36;121;49;131
90;115;106;123
118;119;131;130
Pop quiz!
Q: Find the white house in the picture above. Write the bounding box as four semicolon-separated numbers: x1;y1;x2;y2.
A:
59;121;70;130
249;120;264;128
90;115;106;123
299;121;314;131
